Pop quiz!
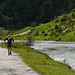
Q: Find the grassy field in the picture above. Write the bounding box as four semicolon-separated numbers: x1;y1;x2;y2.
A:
1;42;75;75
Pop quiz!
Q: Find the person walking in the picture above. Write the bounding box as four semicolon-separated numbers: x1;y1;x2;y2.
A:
4;35;14;55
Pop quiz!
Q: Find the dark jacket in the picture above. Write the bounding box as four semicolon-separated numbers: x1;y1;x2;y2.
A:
4;37;14;43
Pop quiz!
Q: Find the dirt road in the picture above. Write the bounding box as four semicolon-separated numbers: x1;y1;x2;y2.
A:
13;30;31;36
0;47;38;75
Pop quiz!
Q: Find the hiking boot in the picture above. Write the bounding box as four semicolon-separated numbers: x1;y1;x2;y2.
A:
8;53;10;55
9;51;12;55
8;52;10;55
8;51;12;55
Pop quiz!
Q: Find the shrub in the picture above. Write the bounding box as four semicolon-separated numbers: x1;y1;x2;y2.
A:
27;36;34;46
57;16;60;19
60;16;66;22
42;30;45;33
59;14;66;22
58;27;62;33
69;19;72;22
50;31;55;36
31;28;35;32
34;31;39;36
48;30;50;32
71;13;75;18
67;28;72;32
54;24;59;30
71;8;75;12
44;33;48;36
63;14;66;17
74;33;75;35
66;20;70;25
51;27;54;31
54;19;59;23
49;26;51;28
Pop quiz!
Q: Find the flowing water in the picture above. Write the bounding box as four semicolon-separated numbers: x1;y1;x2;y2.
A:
30;41;75;70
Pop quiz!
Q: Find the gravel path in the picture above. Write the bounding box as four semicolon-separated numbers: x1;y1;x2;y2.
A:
0;47;38;75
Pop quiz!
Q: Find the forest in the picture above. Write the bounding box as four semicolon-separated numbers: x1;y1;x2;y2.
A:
0;0;75;30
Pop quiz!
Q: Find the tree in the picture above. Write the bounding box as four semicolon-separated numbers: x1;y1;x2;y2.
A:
0;0;75;30
0;27;8;36
0;12;4;26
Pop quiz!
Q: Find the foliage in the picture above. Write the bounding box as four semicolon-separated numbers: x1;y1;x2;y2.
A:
27;35;34;46
11;10;75;41
0;27;9;39
0;0;75;30
1;8;75;42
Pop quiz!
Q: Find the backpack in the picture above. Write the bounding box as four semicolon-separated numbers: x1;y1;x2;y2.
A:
7;37;12;43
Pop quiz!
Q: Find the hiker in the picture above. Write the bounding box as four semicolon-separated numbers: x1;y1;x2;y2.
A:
4;35;14;55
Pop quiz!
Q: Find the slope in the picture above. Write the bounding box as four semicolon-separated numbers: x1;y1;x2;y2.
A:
12;9;75;41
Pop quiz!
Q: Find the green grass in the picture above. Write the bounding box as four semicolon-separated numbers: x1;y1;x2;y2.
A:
1;42;75;75
12;34;28;40
60;31;75;41
0;35;7;40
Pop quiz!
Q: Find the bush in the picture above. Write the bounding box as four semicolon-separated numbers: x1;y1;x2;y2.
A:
27;35;34;46
34;31;39;36
59;14;66;22
71;13;75;18
42;30;45;33
0;27;8;36
48;30;50;32
60;16;66;22
49;26;51;28
51;27;54;31
54;24;59;30
54;19;59;23
67;28;72;32
71;8;75;12
44;33;48;36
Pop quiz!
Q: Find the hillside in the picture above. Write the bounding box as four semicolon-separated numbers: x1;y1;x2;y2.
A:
30;9;75;41
0;26;32;40
13;9;75;41
0;0;75;30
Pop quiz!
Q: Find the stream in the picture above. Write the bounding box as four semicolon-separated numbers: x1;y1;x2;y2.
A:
30;41;75;70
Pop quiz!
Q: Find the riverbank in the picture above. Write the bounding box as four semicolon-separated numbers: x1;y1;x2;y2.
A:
1;42;75;75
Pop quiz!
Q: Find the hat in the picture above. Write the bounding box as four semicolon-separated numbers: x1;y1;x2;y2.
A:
8;35;11;37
